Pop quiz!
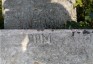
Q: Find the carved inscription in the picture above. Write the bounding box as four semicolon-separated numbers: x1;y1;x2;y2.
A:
29;33;52;44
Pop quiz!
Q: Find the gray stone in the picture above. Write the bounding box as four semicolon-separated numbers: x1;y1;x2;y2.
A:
0;30;93;64
3;0;77;29
0;31;1;64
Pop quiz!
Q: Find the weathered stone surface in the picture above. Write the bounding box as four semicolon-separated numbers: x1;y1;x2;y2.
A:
0;31;1;64
3;0;76;29
0;30;93;64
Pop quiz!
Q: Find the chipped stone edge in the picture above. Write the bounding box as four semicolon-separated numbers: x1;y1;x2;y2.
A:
0;29;93;36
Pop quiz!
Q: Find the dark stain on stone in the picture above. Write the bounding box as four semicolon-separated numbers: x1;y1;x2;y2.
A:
77;32;80;34
51;29;54;31
92;31;93;33
83;30;90;34
37;28;44;31
48;59;51;61
72;32;75;36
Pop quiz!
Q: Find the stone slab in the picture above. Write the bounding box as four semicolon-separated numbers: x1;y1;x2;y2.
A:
3;0;77;29
0;30;93;64
0;30;1;64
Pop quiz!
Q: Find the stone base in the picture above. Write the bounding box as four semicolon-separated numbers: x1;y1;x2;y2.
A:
0;30;93;64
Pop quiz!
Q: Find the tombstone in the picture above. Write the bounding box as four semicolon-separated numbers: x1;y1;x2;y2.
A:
3;0;77;29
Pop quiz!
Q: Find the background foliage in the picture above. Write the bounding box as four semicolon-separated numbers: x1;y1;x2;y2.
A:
0;0;4;29
64;0;93;29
